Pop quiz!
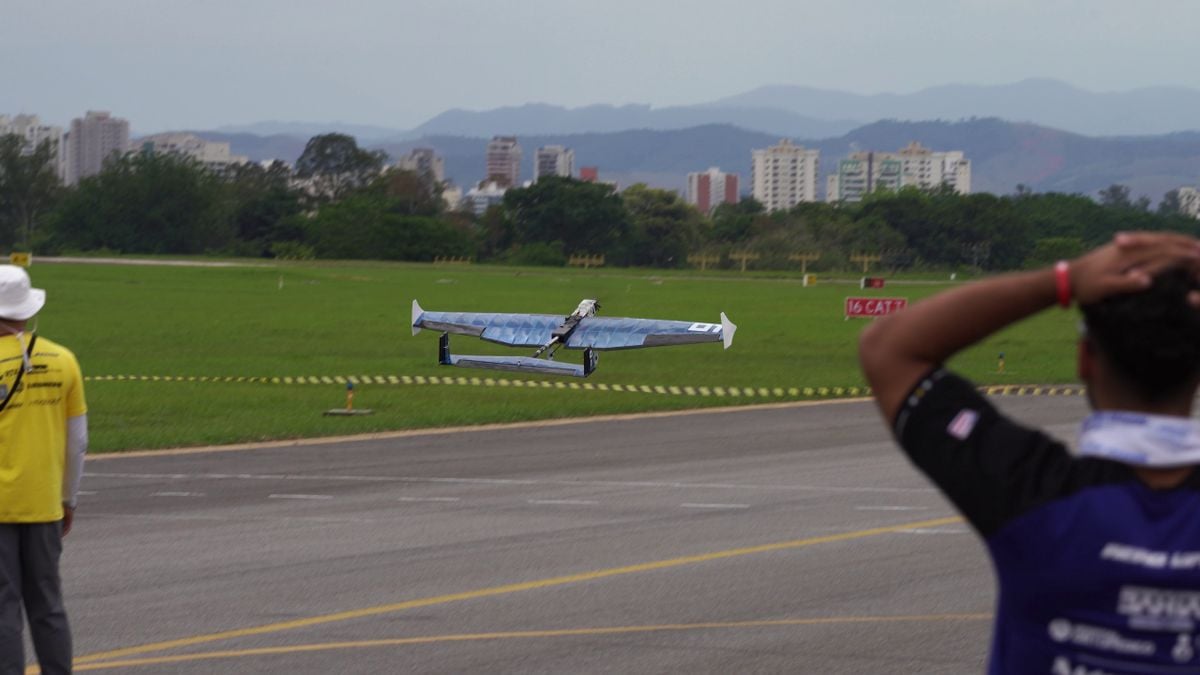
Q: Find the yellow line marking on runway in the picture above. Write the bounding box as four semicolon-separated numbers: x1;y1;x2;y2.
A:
72;516;961;665
73;613;990;671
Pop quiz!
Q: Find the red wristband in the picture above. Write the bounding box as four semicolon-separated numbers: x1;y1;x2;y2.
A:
1055;260;1071;308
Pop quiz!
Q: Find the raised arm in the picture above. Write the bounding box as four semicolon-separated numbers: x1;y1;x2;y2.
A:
859;232;1200;423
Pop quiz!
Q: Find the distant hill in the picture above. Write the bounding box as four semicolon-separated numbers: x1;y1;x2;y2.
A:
214;121;405;142
713;79;1200;137
196;119;1200;202
406;103;860;141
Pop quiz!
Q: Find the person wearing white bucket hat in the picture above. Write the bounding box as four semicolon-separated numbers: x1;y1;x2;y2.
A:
0;264;86;674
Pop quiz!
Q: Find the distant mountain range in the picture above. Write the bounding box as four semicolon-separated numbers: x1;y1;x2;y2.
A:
214;79;1200;141
194;117;1200;202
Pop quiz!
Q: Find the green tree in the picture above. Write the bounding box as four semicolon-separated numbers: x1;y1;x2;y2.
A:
365;168;443;216
48;152;233;254
304;191;472;261
621;184;704;267
709;198;766;243
1098;184;1132;209
0;134;62;249
294;133;387;202
1026;237;1084;268
224;161;303;256
1159;189;1183;216
501;177;629;261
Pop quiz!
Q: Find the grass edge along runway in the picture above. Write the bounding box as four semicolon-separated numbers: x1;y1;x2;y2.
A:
30;259;1081;452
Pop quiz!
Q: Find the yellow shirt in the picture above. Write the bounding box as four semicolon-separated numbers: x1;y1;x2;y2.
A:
0;334;87;522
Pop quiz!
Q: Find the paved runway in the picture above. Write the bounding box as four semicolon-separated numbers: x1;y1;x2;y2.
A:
59;394;1090;673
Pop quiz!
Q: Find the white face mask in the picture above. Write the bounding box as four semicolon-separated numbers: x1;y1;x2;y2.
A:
1078;411;1200;468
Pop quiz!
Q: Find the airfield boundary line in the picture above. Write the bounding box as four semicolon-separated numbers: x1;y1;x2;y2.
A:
83;373;1085;399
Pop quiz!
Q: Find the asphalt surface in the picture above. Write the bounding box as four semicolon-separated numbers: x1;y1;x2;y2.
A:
57;394;1091;674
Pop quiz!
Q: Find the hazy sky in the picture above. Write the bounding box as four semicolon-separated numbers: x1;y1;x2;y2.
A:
4;0;1198;133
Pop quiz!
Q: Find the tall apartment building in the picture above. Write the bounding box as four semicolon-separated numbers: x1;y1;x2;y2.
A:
136;132;248;174
485;136;522;188
750;139;820;211
0;114;66;181
1179;187;1200;219
687;167;739;213
826;142;971;203
65;110;130;185
534;145;574;181
396;147;445;183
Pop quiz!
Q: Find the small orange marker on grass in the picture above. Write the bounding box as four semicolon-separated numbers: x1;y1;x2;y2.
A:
323;381;374;416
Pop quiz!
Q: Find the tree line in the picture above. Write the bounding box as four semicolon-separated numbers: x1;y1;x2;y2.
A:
2;132;1197;272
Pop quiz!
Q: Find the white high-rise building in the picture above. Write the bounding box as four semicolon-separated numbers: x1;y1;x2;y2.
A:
464;180;508;216
751;139;820;211
0;114;67;181
687;167;739;213
135;133;248;175
485;136;522;188
534;145;574;181
1179;187;1200;219
65;111;130;185
396;148;445;183
827;142;971;203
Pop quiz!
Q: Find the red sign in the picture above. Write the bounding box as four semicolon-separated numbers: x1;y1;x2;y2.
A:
845;296;908;318
862;277;885;289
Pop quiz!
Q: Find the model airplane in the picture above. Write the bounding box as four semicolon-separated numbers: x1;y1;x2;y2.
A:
411;299;736;377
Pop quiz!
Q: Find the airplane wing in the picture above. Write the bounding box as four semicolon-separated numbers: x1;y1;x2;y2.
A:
565;313;736;351
412;300;561;348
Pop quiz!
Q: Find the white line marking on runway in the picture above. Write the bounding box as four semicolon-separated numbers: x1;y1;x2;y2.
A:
855;506;930;511
681;503;750;510
89;512;378;524
397;497;461;503
897;528;969;535
151;491;205;497
528;499;600;506
86;471;933;495
77;491;97;496
268;494;335;501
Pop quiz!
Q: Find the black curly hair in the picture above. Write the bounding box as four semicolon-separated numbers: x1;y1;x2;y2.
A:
1081;267;1200;403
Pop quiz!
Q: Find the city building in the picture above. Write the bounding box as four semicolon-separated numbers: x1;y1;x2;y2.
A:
135;132;248;175
464;180;508;215
1180;187;1200;219
485;136;522;188
534;145;574;181
687;167;739;213
396;147;445;183
0;114;66;181
65;110;130;185
441;184;464;211
750;139;820;211
826;142;971;203
579;166;599;182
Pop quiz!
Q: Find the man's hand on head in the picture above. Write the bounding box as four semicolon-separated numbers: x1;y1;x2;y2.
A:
1070;232;1200;306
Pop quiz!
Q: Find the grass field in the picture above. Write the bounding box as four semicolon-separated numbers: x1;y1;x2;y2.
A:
26;259;1080;452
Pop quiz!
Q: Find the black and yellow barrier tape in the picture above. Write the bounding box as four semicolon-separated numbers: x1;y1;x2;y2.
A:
83;374;1085;399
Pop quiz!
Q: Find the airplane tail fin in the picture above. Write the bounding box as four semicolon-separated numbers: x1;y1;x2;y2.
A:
412;299;424;336
720;312;737;350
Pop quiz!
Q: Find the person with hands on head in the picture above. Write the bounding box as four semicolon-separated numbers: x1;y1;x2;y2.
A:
0;265;87;675
859;232;1200;674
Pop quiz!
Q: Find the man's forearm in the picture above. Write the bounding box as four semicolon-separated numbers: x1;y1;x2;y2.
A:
860;267;1058;421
